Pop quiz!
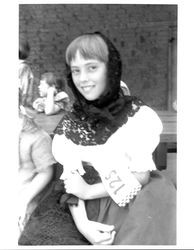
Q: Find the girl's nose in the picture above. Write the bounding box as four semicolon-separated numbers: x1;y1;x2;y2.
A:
79;70;88;82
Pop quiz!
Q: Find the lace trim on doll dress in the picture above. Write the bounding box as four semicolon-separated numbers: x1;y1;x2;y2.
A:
54;98;145;146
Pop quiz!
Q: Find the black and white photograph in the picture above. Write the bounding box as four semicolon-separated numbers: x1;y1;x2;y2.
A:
0;0;194;249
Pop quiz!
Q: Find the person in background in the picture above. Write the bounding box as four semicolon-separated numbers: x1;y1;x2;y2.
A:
19;32;176;245
33;72;70;115
18;106;56;235
19;40;34;107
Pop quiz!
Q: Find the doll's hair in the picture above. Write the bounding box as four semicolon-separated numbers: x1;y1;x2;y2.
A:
65;33;109;65
19;40;30;60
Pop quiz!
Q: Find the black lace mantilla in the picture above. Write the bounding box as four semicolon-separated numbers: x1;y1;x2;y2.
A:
54;97;145;146
55;33;146;146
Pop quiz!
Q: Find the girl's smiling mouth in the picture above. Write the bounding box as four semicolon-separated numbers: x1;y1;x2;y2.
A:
81;85;95;93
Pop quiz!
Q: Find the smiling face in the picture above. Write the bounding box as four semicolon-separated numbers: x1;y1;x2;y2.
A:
70;51;107;101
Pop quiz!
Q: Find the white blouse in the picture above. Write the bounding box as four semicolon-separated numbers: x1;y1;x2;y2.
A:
52;106;163;175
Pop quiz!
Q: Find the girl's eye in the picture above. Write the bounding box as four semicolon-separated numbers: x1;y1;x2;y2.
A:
71;69;80;75
88;65;97;71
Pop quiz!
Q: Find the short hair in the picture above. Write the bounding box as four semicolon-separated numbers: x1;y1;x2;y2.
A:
65;33;109;65
19;40;30;60
41;72;57;87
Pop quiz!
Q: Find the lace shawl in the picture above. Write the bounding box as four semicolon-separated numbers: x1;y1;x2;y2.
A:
54;97;144;146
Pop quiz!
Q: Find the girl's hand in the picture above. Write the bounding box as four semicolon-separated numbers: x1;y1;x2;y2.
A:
78;220;116;245
64;171;90;200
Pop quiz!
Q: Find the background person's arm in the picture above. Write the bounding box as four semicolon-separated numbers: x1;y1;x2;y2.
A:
44;87;61;115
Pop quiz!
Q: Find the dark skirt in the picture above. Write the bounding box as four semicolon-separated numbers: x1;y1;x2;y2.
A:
18;170;176;245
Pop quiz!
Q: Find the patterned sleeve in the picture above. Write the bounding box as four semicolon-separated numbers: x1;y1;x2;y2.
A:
54;91;70;111
55;98;70;111
31;131;56;172
97;105;163;173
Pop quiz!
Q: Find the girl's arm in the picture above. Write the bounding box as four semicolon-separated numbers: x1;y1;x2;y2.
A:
83;171;150;200
69;199;115;245
63;171;109;200
44;87;61;115
84;182;109;200
64;170;149;200
68;199;87;226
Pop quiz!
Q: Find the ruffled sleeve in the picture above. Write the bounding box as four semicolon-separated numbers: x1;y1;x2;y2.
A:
54;91;71;111
52;134;85;177
89;106;162;206
117;105;163;172
92;106;163;174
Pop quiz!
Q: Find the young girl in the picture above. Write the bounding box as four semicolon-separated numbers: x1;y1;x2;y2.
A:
19;32;176;245
33;72;71;115
19;40;34;107
18;106;56;233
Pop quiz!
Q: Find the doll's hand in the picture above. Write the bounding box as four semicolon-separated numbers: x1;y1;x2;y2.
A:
78;220;116;245
64;171;90;200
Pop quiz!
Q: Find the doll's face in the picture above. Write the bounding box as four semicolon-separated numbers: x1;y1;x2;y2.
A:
70;51;107;101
